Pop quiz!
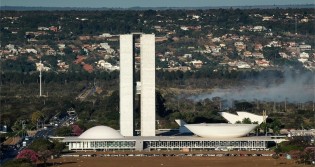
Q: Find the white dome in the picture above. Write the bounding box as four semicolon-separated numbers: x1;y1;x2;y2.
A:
79;125;123;139
184;123;257;138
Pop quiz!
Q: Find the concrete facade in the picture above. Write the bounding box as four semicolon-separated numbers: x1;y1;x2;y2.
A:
63;135;281;151
119;34;156;137
140;34;156;136
119;35;134;136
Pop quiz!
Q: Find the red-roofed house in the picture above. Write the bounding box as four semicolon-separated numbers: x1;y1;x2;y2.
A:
74;55;86;64
83;64;93;73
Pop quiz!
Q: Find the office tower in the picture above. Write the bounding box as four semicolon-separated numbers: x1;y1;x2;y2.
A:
119;34;156;137
119;34;134;136
140;34;155;136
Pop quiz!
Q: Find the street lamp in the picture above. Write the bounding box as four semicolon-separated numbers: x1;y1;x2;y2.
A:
36;118;41;130
20;120;26;138
311;138;315;165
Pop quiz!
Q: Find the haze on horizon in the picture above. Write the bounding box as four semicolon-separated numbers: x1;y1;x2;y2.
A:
1;0;314;8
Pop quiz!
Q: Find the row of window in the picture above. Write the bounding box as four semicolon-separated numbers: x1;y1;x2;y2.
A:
69;140;266;149
148;141;266;148
71;141;136;148
91;141;136;148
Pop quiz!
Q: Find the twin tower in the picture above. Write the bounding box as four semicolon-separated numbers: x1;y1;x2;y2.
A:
119;34;156;136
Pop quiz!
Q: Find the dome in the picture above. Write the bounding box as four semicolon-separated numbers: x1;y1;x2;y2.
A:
79;125;123;139
184;123;257;138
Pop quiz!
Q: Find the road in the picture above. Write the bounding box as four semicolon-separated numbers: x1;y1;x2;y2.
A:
0;115;72;165
0;124;58;164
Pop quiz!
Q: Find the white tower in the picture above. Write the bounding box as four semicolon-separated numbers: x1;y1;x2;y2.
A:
39;61;42;97
119;34;156;137
140;34;156;136
119;35;134;136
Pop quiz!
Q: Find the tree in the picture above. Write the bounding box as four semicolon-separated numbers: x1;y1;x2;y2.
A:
252;121;260;135
16;149;38;164
235;102;254;111
72;124;83;136
270;118;282;135
28;138;54;167
156;91;169;117
38;150;52;167
54;126;72;136
52;140;66;157
289;150;302;160
259;122;268;135
302;147;315;164
276;137;309;153
28;138;54;152
30;111;44;125
242;118;252;124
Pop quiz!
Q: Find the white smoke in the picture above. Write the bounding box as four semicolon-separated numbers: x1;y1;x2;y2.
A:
192;70;315;105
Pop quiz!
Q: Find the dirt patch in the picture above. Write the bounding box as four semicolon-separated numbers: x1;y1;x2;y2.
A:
48;156;305;167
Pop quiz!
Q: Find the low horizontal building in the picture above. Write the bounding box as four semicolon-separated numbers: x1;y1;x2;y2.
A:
62;126;286;151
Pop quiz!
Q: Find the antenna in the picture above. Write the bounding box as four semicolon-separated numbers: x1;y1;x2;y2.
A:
39;60;42;97
295;14;297;35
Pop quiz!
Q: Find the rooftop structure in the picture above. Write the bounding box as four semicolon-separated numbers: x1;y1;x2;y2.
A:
219;111;267;124
176;111;266;138
78;126;123;139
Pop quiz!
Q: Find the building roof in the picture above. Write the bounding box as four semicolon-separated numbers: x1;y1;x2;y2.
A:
78;125;123;139
3;136;22;145
63;135;282;142
220;111;267;124
83;64;93;73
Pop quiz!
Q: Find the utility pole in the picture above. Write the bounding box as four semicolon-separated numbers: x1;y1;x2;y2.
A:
295;14;297;35
36;118;40;130
39;61;42;97
21;120;26;138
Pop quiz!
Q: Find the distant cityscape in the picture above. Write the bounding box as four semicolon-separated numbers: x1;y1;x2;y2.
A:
0;6;315;167
1;8;314;73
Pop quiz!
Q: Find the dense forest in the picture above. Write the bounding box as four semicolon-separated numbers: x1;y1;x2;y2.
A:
1;68;314;135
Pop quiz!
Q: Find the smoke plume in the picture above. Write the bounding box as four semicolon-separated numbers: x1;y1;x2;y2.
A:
191;70;315;106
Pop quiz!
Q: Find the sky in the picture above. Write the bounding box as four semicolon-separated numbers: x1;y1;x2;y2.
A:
0;0;314;8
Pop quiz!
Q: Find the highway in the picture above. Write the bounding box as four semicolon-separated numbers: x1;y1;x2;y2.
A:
0;116;70;165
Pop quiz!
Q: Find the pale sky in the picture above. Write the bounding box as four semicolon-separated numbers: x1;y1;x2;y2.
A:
0;0;314;8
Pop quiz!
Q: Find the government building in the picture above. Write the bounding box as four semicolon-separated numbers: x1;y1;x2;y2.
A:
62;34;286;151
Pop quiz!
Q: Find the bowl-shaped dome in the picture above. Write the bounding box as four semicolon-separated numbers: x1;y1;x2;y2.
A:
184;123;257;138
79;125;123;139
